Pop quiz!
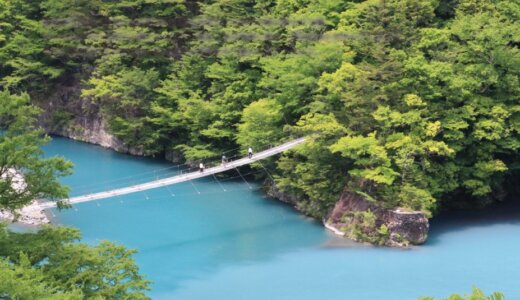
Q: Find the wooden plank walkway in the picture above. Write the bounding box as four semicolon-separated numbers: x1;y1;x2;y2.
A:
37;137;306;209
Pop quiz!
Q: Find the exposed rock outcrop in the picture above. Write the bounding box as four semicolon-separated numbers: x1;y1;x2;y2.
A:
0;169;49;225
38;82;143;155
164;149;185;164
325;189;429;247
0;201;50;226
37;82;138;153
36;82;187;161
55;114;141;154
37;82;146;156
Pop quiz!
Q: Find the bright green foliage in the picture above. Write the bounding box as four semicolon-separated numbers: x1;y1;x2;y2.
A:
0;90;72;212
340;210;391;246
0;255;82;299
0;224;150;299
419;287;505;300
0;0;519;221
237;98;284;150
330;133;399;185
279;0;519;216
82;67;162;152
258;40;344;117
0;0;62;90
273;113;349;217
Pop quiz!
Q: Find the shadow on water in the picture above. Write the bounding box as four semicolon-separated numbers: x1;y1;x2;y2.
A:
427;199;520;246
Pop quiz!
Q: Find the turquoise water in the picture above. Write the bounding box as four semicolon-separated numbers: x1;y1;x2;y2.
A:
44;137;520;299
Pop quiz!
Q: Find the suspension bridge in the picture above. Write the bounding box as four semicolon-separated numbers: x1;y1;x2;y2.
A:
36;137;306;209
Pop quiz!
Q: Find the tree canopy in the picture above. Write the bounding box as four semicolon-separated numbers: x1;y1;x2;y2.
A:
0;0;518;226
0;224;150;299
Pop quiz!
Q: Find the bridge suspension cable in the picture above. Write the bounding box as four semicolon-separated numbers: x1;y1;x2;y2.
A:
63;140;278;196
64;168;269;213
38;137;306;209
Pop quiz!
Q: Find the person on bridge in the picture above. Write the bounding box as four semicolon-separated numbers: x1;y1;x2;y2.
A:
248;147;253;159
222;155;227;166
199;162;204;173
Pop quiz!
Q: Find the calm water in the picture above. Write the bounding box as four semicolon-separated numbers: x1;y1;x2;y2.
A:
43;137;520;299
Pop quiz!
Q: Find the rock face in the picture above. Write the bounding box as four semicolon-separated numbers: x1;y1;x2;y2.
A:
0;169;49;225
55;113;140;154
264;180;299;205
164;149;185;164
0;201;50;226
325;189;429;247
37;82;147;156
385;209;430;246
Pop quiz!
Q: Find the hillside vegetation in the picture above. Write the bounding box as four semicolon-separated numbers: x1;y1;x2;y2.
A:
1;0;519;219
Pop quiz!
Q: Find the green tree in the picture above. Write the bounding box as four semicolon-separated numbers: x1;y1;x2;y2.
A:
0;224;150;299
0;0;62;90
0;255;82;299
0;90;72;212
276;113;349;217
237;98;284;150
419;287;504;300
82;67;162;153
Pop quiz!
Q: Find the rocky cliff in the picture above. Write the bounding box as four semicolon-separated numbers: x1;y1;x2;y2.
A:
325;189;429;247
37;82;142;155
37;82;188;163
37;82;146;156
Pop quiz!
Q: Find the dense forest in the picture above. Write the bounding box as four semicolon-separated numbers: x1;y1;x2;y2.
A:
1;0;519;223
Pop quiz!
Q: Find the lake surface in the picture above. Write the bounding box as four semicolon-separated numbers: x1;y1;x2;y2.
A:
44;137;520;299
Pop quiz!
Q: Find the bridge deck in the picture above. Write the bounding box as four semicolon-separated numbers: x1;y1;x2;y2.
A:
38;138;306;209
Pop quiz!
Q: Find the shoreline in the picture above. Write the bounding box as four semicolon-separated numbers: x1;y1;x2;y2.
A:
0;200;51;226
323;221;345;236
1;168;52;226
